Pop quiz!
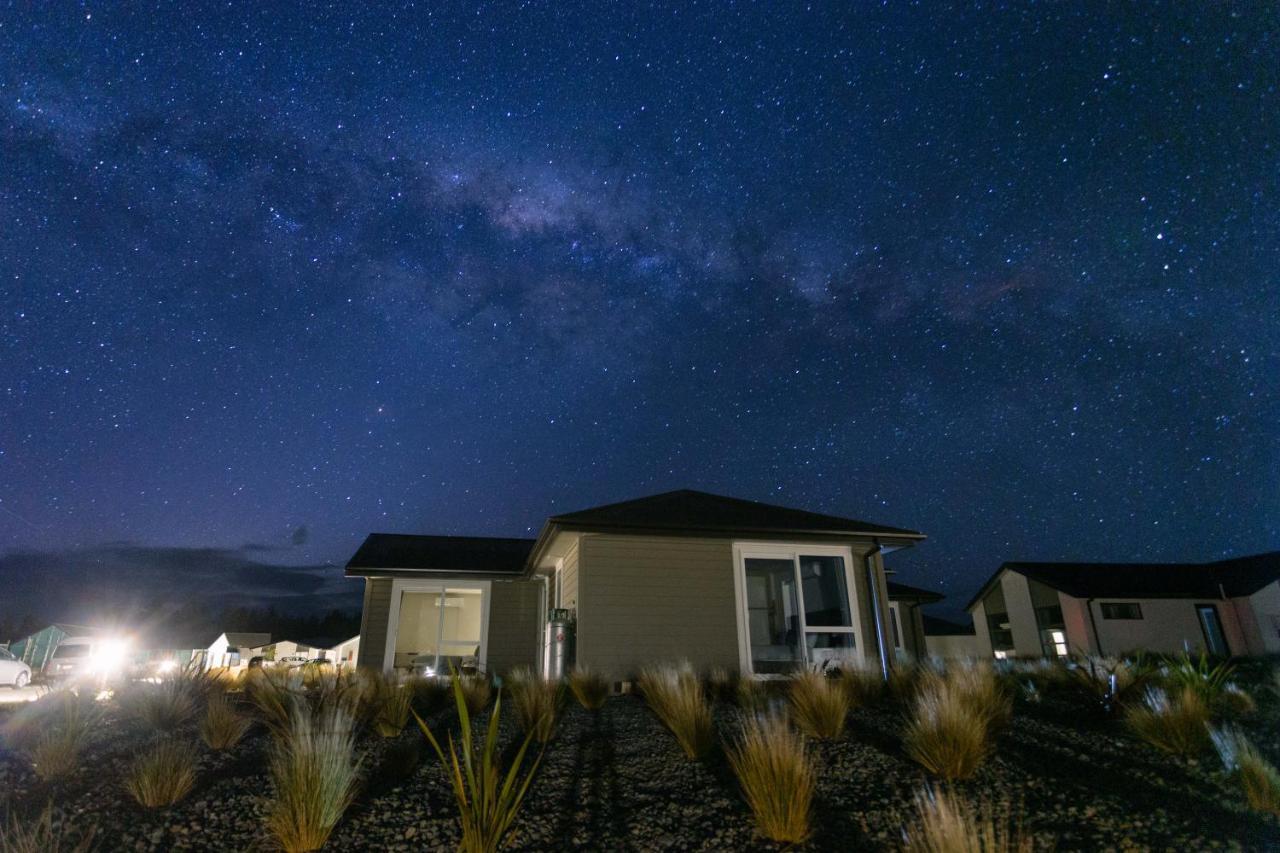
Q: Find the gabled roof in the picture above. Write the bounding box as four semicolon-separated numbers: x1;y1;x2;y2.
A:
886;580;945;603
965;552;1280;611
219;632;271;649
346;534;535;577
922;614;975;636
547;489;924;540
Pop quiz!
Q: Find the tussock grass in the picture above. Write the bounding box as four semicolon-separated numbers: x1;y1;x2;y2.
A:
839;665;885;707
406;676;450;715
788;671;848;740
458;675;492;716
415;676;543;853
25;692;102;782
637;665;714;760
726;713;815;844
1211;726;1280;817
373;680;412;738
200;692;252;750
568;667;609;711
889;665;924;705
508;668;564;742
904;666;1009;780
125;739;198;808
0;805;95;853
267;705;362;853
735;677;771;714
245;667;298;738
901;785;1034;852
1125;686;1210;757
121;680;198;732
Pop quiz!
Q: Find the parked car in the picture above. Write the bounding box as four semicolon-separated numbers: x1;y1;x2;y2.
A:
0;647;31;688
276;654;310;667
46;636;131;683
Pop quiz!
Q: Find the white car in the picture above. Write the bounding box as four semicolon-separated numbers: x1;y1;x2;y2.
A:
277;655;310;667
0;647;31;688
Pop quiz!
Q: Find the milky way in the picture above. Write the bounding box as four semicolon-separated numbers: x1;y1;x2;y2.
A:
1;3;1276;619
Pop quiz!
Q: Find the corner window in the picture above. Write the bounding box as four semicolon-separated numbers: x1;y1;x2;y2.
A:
736;546;861;675
1100;602;1142;620
986;613;1014;650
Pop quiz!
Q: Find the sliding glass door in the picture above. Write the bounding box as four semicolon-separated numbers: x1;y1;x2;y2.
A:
393;586;485;674
739;546;861;675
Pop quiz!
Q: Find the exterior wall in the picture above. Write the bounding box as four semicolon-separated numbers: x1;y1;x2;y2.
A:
1059;594;1096;655
1245;581;1280;654
866;551;894;668
925;633;982;659
560;537;580;614
999;572;1043;657
356;577;394;670
970;600;993;657
887;602;929;661
1062;595;1246;657
576;534;741;681
486;578;543;676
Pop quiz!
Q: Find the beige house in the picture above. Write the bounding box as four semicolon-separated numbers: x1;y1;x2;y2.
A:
967;553;1280;659
347;490;935;681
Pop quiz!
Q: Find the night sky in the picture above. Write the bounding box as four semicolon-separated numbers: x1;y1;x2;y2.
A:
2;3;1277;624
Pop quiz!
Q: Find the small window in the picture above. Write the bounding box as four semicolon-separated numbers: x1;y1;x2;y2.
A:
1035;605;1064;627
1100;602;1143;620
986;613;1014;650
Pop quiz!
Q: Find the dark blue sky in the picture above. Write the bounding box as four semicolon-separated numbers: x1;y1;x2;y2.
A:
2;2;1277;621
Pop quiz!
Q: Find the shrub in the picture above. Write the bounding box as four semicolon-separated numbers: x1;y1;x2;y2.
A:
1125;686;1210;757
125;739;198;808
0;805;95;853
1166;651;1235;705
25;692;102;782
414;676;543;853
636;665;714;760
458;675;492;716
121;680;199;732
948;664;1013;735
406;676;451;716
735;676;771;714
245;667;297;738
374;681;413;738
508;668;564;742
1069;655;1147;713
568;667;609;711
200;692;252;750
901;785;1034;852
788;670;848;740
1210;725;1280;817
839;664;884;707
889;664;923;705
726;713;815;844
266;705;362;853
904;675;993;780
1214;683;1256;717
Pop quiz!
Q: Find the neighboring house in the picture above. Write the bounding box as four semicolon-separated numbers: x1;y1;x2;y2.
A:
922;614;981;660
967;553;1280;659
204;632;272;669
886;581;944;661
253;640;315;662
5;624;97;673
326;634;360;668
347;489;930;681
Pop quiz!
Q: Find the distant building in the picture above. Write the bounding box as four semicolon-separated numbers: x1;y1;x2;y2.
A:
203;632;272;669
922;614;980;659
5;624;97;673
966;553;1280;659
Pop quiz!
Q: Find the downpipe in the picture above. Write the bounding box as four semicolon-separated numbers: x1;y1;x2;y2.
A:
864;541;891;681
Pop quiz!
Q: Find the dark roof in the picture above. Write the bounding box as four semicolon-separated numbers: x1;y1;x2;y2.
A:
922;614;975;636
965;552;1280;611
220;632;271;649
547;489;924;539
346;534;535;576
886;581;945;603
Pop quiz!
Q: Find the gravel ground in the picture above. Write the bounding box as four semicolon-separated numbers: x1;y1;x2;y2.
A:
2;681;1279;851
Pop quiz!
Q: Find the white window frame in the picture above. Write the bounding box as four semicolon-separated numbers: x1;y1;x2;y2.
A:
731;542;866;676
382;579;492;674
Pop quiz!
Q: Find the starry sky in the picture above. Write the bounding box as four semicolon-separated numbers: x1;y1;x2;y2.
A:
1;2;1277;624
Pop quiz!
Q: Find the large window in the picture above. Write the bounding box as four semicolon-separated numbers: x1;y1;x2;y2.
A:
736;546;861;674
392;585;486;674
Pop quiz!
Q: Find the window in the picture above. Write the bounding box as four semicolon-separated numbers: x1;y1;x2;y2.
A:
986;613;1014;650
736;546;861;674
0;648;13;661
888;604;903;650
1034;605;1064;627
1040;628;1068;658
390;584;487;674
1100;602;1142;620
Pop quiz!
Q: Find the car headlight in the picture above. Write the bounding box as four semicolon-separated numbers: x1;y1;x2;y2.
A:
88;638;131;675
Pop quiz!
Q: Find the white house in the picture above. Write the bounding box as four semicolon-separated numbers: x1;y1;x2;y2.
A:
204;632;271;670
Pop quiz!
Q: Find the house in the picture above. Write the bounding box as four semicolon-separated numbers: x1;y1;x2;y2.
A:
347;489;933;681
885;581;944;662
326;634;360;668
252;640;316;662
966;552;1280;659
203;632;271;669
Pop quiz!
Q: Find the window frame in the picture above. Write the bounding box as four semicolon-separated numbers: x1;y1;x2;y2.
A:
1099;602;1143;621
731;542;866;676
383;578;492;674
